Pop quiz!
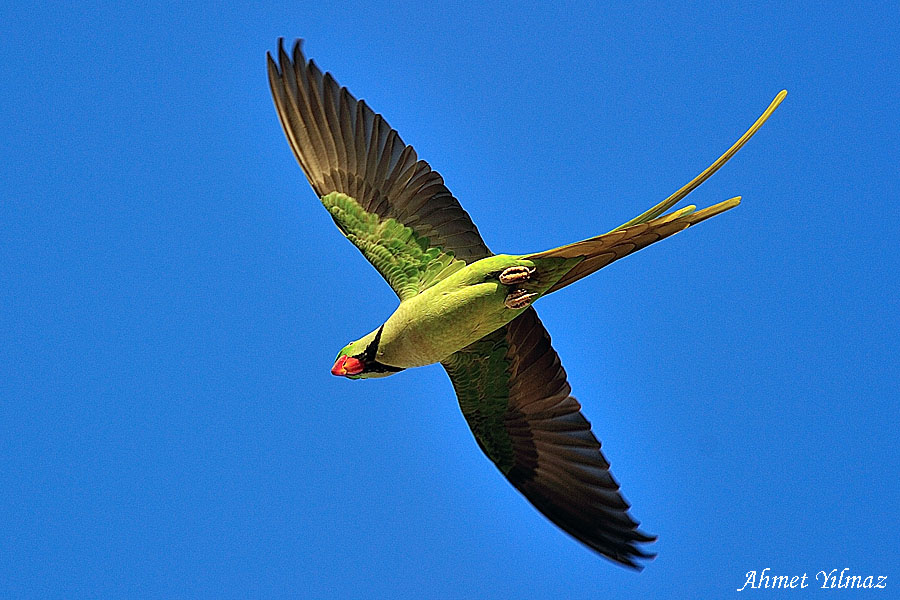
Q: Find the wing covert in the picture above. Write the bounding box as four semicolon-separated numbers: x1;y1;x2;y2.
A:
442;308;655;568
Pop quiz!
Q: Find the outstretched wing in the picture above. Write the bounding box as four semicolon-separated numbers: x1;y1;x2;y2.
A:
267;39;491;300
442;308;655;568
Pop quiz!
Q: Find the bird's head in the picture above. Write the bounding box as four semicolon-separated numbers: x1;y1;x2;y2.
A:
330;326;404;380
331;343;367;379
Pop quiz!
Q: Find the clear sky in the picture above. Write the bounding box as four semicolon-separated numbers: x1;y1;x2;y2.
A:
2;1;898;598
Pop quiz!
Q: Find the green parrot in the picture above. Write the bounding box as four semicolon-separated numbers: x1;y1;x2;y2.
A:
267;38;785;568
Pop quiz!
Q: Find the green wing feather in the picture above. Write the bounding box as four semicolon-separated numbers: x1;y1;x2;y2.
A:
322;192;470;300
442;308;656;569
267;39;491;300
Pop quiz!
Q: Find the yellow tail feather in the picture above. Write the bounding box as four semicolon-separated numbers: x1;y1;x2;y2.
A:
528;196;741;294
610;90;786;233
526;90;785;295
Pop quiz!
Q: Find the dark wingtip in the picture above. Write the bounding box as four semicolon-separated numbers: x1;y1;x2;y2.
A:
270;37;283;63
291;38;306;67
270;37;307;71
634;528;658;544
265;37;282;66
613;545;657;571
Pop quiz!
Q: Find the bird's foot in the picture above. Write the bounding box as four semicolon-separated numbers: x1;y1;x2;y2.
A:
505;288;538;310
499;265;536;285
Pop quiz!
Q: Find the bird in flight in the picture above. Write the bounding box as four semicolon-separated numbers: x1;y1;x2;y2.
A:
267;38;785;568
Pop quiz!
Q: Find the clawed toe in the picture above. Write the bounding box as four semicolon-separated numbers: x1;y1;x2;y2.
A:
505;288;538;310
499;266;536;285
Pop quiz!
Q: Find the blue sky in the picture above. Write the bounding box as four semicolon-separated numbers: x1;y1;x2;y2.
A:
2;1;898;598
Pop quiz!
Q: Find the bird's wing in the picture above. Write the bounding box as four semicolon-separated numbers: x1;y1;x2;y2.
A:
442;308;655;568
267;39;491;301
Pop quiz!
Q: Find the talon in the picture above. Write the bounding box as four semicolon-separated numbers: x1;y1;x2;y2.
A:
499;266;536;285
505;288;538;310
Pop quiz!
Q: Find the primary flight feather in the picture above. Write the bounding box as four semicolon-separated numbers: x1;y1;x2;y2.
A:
267;38;785;568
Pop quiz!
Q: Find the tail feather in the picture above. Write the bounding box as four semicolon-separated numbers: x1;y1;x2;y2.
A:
526;89;786;296
528;197;740;295
608;90;786;233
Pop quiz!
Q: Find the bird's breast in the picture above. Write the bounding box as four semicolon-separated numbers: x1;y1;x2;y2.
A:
377;280;511;368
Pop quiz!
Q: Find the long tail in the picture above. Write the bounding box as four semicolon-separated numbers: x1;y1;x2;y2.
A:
527;90;786;295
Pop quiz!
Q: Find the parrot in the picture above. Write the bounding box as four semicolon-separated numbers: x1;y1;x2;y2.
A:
267;38;785;568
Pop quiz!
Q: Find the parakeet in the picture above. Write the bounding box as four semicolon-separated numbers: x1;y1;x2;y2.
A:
267;38;785;568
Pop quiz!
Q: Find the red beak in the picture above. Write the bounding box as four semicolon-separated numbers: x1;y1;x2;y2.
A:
331;355;364;376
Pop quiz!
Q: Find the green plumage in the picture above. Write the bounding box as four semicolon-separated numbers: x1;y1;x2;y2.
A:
340;252;571;369
442;329;517;473
268;38;785;568
323;192;467;300
329;187;737;371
